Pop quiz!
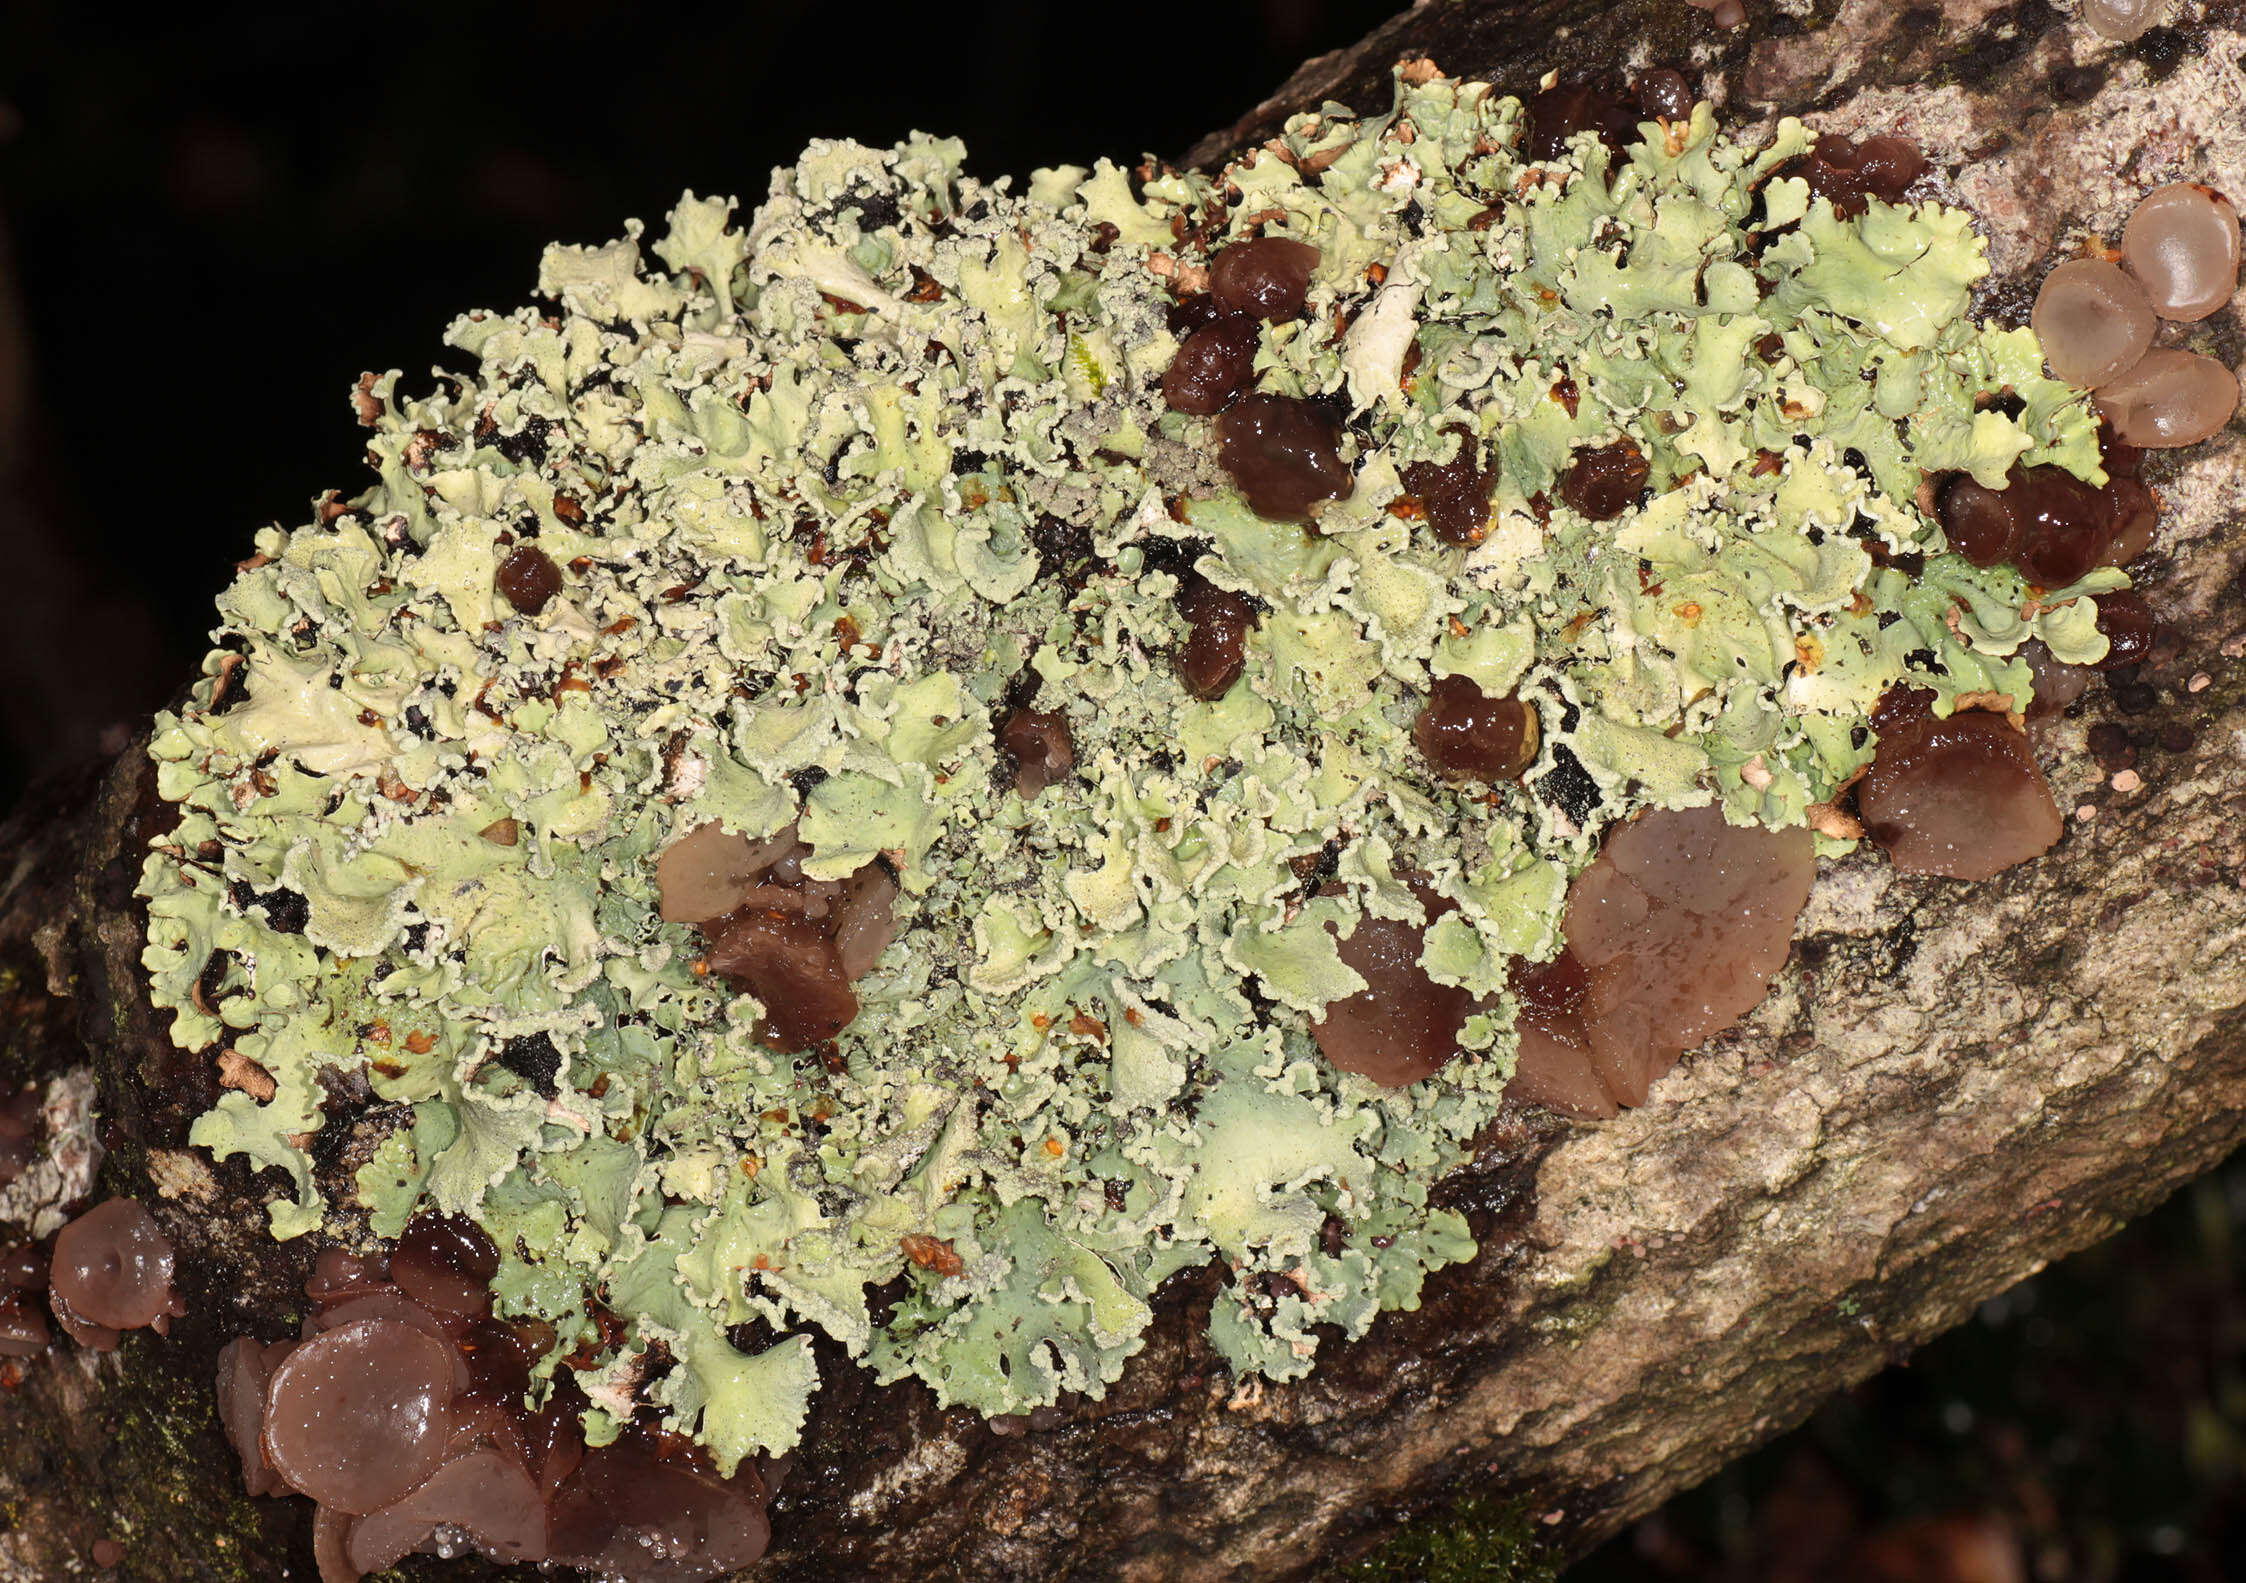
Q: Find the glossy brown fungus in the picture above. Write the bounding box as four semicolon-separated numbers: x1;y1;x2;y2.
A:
1399;424;1500;546
2091;589;2160;670
2018;638;2093;720
1161;313;1261;415
494;543;564;617
1508;805;1817;1117
999;707;1076;798
2095;349;2240;448
1207;237;1321;321
2032;258;2157;388
390;1211;500;1321
2123;183;2242;322
1215;393;1354;522
1311;877;1483;1088
1857;692;2063;881
49;1197;180;1349
1174;580;1261;700
654;820;901;1050
263;1317;458;1513
1786;132;1928;219
1558;436;1650;521
1633;70;1695;123
1413;674;1540;784
1521;76;1640;162
1933;459;2153;584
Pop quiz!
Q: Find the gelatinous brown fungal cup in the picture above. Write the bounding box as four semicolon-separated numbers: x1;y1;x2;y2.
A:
222;1211;771;1583
655;821;900;1052
48;1198;181;1351
1508;805;1817;1119
1856;691;2064;883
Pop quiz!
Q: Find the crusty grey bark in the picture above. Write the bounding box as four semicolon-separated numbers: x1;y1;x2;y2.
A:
3;2;2245;1579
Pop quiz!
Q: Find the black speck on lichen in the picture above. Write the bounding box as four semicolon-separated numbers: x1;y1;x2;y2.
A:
496;1032;563;1099
1340;1492;1561;1583
2133;24;2195;79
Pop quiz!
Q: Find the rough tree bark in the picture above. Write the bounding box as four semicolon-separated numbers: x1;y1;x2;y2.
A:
3;1;2245;1578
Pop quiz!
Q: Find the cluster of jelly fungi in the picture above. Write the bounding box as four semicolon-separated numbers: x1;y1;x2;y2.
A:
219;1213;770;1582
2033;184;2240;446
653;820;900;1052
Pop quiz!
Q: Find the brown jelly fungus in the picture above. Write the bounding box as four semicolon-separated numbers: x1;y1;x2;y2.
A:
1507;805;1816;1118
1521;77;1639;162
50;1197;179;1345
656;821;797;924
1215;393;1354;522
1400;424;1500;546
390;1211;500;1320
999;707;1075;797
2083;0;2170;41
705;909;860;1050
1683;0;1748;31
1788;133;1928;219
263;1317;457;1513
1174;581;1260;700
1934;461;2152;584
1414;675;1540;783
2019;639;2093;720
494;543;563;616
1208;237;1321;321
2091;590;2159;669
1161;314;1261;415
1311;878;1481;1088
655;821;899;1050
1558;437;1649;521
2095;349;2241;448
2123;183;2241;321
1858;695;2063;881
2032;259;2156;388
1633;69;1694;122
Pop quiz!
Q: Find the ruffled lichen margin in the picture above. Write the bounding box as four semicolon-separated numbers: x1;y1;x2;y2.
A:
137;65;2128;1471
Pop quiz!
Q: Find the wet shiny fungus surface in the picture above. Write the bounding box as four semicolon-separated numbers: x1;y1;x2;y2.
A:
1311;879;1482;1088
1174;581;1261;700
494;544;564;617
263;1318;457;1513
1509;806;1816;1117
50;1198;177;1333
1858;696;2063;881
1787;132;1928;219
2096;349;2241;448
1400;424;1500;546
2123;183;2241;321
2033;259;2156;388
1414;674;1540;783
1215;394;1354;522
1558;437;1649;521
390;1212;500;1320
999;707;1076;798
1207;237;1320;321
1161;314;1260;415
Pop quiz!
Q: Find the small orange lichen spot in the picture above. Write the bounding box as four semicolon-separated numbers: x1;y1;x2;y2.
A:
1850;591;1876;617
586;1074;611;1099
371;1060;407;1081
1043;1137;1066;1158
1123;1006;1145;1028
740;1156;761;1179
404;1030;437;1055
1674;601;1704;626
1366;261;1388;286
479;818;520;846
900;1234;965;1279
1386;496;1427;520
1794;634;1825;673
763;1108;790;1124
1069;1012;1107;1041
368;1019;393;1046
1029;1012;1053;1031
601;616;638;637
1751;449;1785;477
1448;615;1472;638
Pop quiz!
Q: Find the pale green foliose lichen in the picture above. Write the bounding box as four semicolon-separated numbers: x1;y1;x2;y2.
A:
137;69;2113;1469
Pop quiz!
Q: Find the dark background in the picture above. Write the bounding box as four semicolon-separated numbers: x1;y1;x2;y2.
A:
1;5;2239;1580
